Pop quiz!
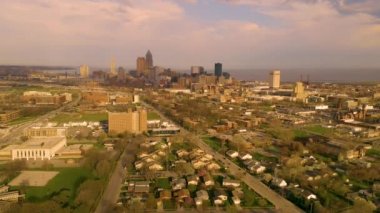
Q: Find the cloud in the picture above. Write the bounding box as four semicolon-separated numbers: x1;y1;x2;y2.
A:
0;0;379;69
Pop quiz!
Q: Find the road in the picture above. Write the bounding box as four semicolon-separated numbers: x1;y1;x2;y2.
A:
143;101;303;213
95;138;140;213
95;150;127;213
0;94;82;146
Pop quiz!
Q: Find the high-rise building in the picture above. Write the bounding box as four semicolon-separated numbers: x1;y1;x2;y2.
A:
79;65;89;78
136;57;146;73
191;66;205;75
110;58;117;77
269;70;281;89
145;50;153;68
108;108;147;134
293;81;307;101
214;63;222;77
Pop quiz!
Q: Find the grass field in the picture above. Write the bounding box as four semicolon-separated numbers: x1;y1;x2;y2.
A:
19;168;92;202
202;136;222;151
367;149;380;159
8;116;36;126
148;111;161;120
51;112;108;124
155;178;171;189
305;125;334;136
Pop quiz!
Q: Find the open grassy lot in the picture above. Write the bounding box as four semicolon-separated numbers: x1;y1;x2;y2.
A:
148;111;161;120
17;168;92;202
304;125;334;136
202;136;222;151
155;177;171;189
241;183;273;208
366;149;380;159
51;112;107;124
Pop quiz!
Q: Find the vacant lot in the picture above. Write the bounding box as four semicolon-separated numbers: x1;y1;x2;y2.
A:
9;171;59;187
12;168;92;202
51;112;108;124
148;111;161;120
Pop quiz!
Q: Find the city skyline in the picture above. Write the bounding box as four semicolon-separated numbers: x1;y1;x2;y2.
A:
0;0;380;70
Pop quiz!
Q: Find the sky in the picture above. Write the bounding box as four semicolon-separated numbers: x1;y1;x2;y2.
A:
0;0;380;70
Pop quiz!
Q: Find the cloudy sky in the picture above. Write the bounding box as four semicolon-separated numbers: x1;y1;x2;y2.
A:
0;0;379;70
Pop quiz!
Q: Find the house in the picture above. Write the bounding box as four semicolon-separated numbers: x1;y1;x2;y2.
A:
134;160;144;170
176;149;189;158
196;190;209;201
203;174;215;186
172;178;187;191
232;188;244;199
305;170;322;181
0;185;9;193
272;178;287;188
223;179;241;188
187;175;199;186
207;162;221;170
289;188;317;201
192;159;207;169
147;162;164;171
159;190;172;200
143;157;155;163
243;159;257;166
226;150;239;158
155;150;166;157
232;196;241;205
176;189;191;200
300;189;317;200
239;153;252;160
133;181;150;195
194;197;203;206
249;164;266;174
189;149;205;159
137;152;149;159
214;189;228;205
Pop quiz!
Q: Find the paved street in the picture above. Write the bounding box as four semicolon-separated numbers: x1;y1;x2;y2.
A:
95;139;139;213
143;101;303;213
95;150;126;213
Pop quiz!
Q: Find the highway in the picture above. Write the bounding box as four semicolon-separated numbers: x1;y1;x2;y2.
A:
143;101;303;213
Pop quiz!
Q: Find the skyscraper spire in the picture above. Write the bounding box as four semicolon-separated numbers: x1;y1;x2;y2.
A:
145;50;153;68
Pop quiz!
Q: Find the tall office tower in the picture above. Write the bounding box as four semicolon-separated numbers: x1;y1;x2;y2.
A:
293;81;307;101
136;57;146;73
269;70;281;89
108;108;147;134
145;50;153;68
191;66;205;75
214;63;222;77
79;64;89;78
110;58;117;76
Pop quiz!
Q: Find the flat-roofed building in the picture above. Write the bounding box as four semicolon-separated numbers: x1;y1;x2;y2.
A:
108;108;147;134
82;91;109;106
80;64;90;78
270;70;281;89
0;110;21;123
136;57;146;73
0;191;24;202
24;127;66;138
0;137;67;160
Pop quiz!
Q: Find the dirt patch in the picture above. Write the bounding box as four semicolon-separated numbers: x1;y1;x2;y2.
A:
9;171;59;186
